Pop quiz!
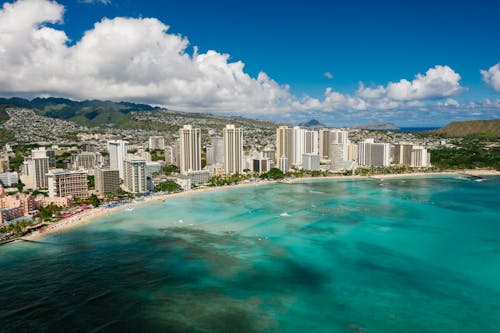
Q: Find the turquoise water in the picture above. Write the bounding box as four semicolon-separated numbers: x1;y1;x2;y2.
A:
1;176;499;332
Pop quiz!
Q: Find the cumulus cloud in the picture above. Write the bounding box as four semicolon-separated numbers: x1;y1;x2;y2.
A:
0;0;297;114
386;65;462;100
323;71;333;79
481;62;500;92
0;0;472;117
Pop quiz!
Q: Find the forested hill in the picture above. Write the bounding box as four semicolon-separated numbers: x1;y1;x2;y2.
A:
0;97;156;128
432;119;500;137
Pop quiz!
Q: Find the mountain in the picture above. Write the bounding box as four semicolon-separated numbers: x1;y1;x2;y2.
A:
352;123;399;130
0;97;281;131
298;119;327;128
0;97;156;129
432;119;500;137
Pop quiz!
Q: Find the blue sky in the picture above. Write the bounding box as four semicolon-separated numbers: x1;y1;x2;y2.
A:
0;0;499;126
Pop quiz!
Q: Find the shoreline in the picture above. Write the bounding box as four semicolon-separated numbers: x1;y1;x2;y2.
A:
17;169;499;242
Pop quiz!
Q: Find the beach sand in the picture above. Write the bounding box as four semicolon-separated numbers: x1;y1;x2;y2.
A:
20;169;499;241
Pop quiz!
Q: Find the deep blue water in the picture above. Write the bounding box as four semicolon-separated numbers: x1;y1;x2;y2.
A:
0;176;499;332
399;127;439;132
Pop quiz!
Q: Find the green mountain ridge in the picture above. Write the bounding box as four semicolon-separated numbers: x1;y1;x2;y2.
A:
432;119;500;137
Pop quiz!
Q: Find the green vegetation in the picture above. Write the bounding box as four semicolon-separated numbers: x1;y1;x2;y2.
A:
290;169;331;178
432;119;500;137
0;219;34;235
38;204;63;222
209;173;251;186
159;164;180;175
353;166;434;175
87;175;95;190
154;180;181;192
430;135;500;170
259;168;285;180
8;154;24;172
74;194;101;207
150;149;165;161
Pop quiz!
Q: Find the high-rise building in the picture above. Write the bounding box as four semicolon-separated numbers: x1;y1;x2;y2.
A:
107;140;128;179
276;126;294;166
347;143;358;162
47;169;89;199
319;129;331;159
206;145;214;165
329;130;349;145
303;130;319;154
46;148;56;168
293;126;305;166
31;148;50;189
123;156;147;194
179;125;202;174
358;139;390;167
302;153;320;170
223;124;244;175
82;143;97;153
411;147;431;167
212;137;225;166
394;143;414;165
330;143;348;170
148;136;165;151
279;156;289;172
252;158;270;173
94;167;120;195
75;152;97;170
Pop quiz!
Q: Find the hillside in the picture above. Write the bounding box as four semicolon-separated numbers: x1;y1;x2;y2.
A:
0;97;281;147
0;97;155;129
0;97;281;132
432;119;500;137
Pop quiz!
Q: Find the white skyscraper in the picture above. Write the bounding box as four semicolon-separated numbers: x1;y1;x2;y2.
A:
223;124;244;175
293;126;305;166
330;143;348;170
211;137;224;165
107;140;128;179
123;156;147;194
411;146;431;167
279;156;289;172
394;143;414;165
357;139;390;167
302;153;320;170
179;125;201;174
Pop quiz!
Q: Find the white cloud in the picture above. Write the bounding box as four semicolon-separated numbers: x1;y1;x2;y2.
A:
0;0;298;114
323;71;333;79
0;0;474;118
481;62;500;92
443;98;460;107
386;65;462;101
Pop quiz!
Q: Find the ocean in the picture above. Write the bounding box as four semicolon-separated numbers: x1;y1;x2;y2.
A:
0;176;499;332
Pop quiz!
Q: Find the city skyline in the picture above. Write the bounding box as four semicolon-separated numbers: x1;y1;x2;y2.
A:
0;0;499;126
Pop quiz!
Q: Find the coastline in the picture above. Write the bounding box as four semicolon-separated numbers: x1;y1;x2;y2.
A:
18;169;499;242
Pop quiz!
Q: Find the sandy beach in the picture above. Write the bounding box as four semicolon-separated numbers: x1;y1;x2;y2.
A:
20;169;499;241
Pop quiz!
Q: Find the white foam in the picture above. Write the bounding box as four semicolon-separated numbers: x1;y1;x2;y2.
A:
280;212;290;217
